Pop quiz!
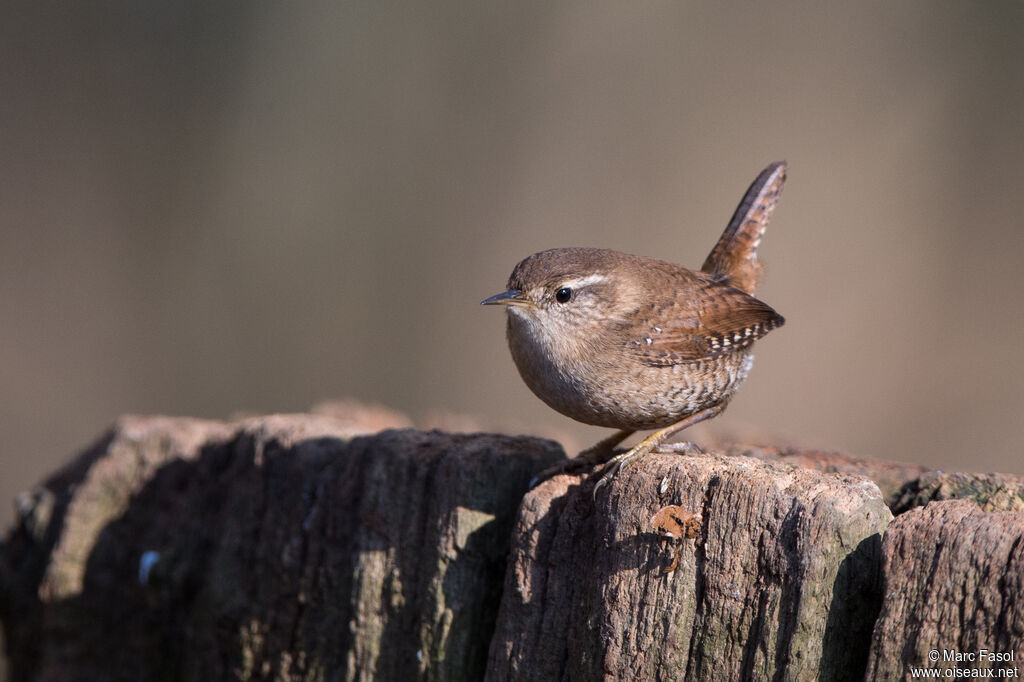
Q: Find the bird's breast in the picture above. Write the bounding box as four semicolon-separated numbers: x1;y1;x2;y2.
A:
505;311;754;430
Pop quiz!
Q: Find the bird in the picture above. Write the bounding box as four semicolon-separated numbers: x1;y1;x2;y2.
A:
482;162;787;493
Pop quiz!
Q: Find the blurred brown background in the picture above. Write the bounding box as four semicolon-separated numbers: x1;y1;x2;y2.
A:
2;2;1023;530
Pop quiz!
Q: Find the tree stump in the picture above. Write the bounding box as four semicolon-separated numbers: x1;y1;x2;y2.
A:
865;500;1024;680
485;453;891;681
1;414;1022;681
0;415;563;681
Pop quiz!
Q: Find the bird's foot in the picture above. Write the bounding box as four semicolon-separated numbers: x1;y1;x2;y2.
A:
528;429;635;489
591;404;726;498
592;440;658;498
591;440;703;496
577;429;634;464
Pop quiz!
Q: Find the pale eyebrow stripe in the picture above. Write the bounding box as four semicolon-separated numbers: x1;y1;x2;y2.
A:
562;274;610;289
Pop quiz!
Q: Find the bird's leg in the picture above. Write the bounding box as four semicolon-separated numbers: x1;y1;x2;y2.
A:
529;429;634;488
577;429;635;464
593;402;727;497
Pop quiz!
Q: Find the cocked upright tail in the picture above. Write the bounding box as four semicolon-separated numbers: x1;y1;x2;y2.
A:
701;161;787;296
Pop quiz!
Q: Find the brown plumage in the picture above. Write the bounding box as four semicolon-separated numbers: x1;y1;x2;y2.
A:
482;162;788;492
702;161;787;296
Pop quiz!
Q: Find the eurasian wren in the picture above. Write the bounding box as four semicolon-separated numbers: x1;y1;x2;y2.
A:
482;162;787;492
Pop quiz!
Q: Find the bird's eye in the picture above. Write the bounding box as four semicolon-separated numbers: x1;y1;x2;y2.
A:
555;287;573;303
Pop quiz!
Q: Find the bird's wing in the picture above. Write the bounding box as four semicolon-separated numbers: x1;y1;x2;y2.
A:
629;286;784;366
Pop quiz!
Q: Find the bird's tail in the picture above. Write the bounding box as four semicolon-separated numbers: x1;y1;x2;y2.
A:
701;161;788;296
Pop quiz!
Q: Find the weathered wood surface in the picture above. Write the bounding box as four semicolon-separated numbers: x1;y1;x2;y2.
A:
714;442;929;504
2;414;1023;681
889;470;1024;514
0;415;563;682
865;500;1024;681
485;453;891;681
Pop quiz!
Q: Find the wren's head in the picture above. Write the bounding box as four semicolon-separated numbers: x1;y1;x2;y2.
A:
481;248;644;345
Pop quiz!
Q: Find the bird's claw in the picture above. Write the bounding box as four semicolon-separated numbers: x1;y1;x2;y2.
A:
592;449;640;499
591;436;706;498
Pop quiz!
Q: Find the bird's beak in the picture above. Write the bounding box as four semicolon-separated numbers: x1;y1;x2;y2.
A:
481;289;530;307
